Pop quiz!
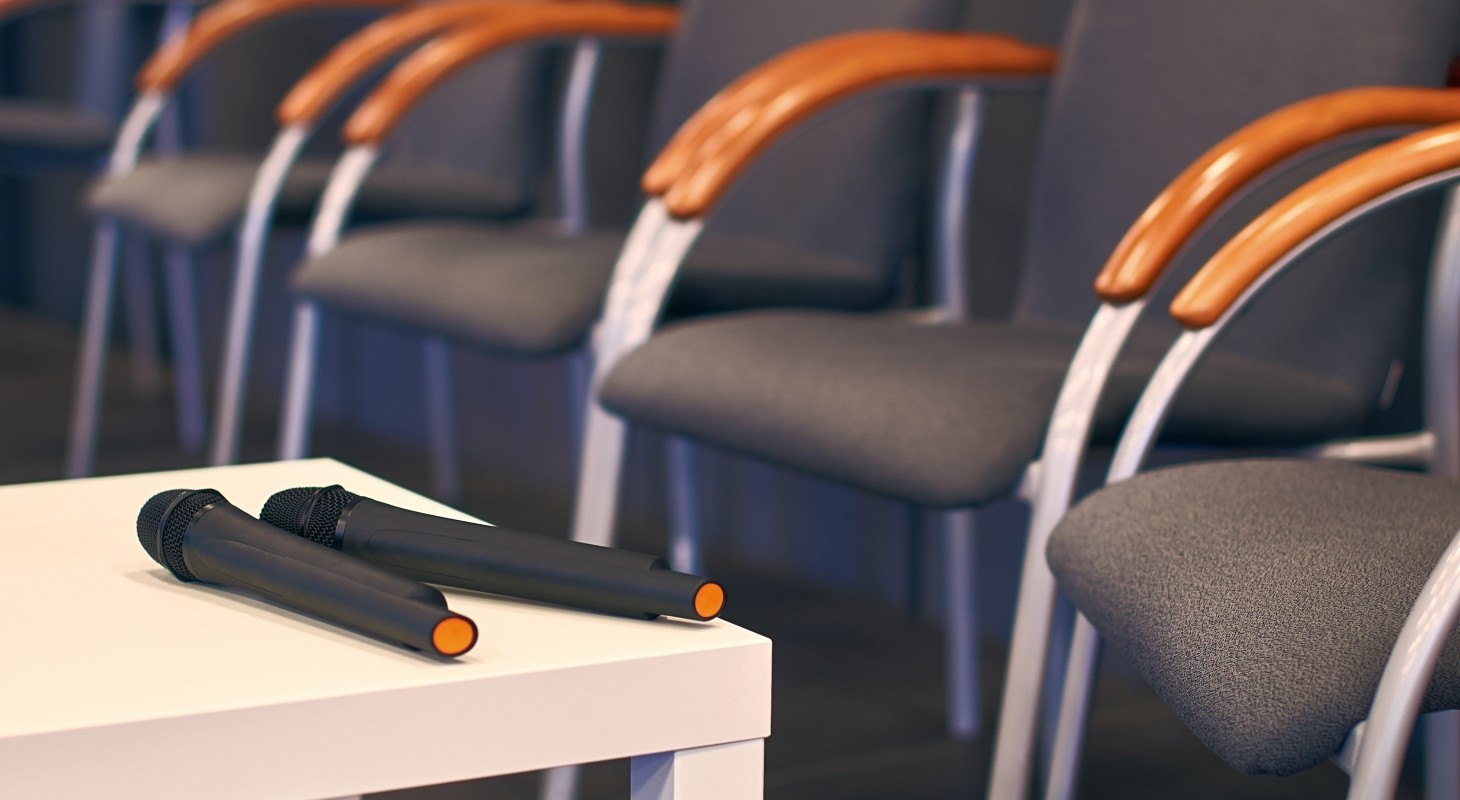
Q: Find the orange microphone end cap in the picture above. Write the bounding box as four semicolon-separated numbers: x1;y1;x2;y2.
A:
432;615;478;657
693;581;725;620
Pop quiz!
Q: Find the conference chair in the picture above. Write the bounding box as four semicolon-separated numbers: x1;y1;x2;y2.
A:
66;0;559;477
1041;119;1460;799
575;0;1460;790
272;0;976;502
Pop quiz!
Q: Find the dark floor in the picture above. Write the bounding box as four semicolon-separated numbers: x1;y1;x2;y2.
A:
0;307;1420;799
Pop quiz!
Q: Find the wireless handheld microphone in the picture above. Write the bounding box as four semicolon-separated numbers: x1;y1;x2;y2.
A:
261;486;725;621
138;489;478;657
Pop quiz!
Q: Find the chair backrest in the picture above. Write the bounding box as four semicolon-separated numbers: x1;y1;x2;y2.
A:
385;44;555;206
647;0;964;300
188;10;555;212
1015;0;1460;416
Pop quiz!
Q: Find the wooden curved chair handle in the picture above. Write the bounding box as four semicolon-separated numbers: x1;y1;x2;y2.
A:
1171;118;1460;328
137;0;413;93
277;0;563;127
1095;87;1460;304
342;1;676;145
661;31;1056;220
641;31;918;198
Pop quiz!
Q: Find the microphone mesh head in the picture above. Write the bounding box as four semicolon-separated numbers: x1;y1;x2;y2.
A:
137;488;223;581
260;486;356;548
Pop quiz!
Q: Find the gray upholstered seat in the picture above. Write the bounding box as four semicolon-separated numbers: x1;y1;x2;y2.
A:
0;101;112;153
1047;459;1460;776
600;311;1374;507
87;153;528;247
292;224;899;357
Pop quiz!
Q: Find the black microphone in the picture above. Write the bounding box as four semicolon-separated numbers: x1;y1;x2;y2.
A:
261;486;725;622
138;488;478;657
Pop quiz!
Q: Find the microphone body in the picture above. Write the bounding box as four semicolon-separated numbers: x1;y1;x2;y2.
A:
263;488;724;621
139;489;477;656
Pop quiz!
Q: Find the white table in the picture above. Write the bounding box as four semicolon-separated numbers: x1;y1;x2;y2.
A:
0;459;770;799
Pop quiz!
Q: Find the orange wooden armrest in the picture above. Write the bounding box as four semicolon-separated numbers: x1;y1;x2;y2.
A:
661;31;1056;220
1096;87;1460;304
137;0;414;94
343;1;677;145
277;0;565;127
642;31;917;197
1170;119;1460;328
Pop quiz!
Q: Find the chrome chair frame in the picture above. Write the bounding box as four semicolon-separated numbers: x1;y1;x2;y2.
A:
982;131;1457;800
1032;173;1460;799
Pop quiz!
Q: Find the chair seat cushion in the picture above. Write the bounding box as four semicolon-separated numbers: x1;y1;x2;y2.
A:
598;311;1375;507
289;223;895;357
1047;460;1460;776
0;102;112;153
87;152;527;246
294;224;621;356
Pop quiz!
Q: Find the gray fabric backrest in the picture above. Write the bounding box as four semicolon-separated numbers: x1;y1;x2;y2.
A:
649;0;963;295
189;11;555;213
1015;0;1460;413
386;48;555;206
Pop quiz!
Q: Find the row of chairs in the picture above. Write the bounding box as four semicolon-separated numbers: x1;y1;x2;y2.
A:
10;0;1460;797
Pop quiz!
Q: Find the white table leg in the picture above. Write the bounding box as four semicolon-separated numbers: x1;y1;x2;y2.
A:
630;739;764;800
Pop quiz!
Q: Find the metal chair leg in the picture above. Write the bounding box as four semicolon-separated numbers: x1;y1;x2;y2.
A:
665;437;703;575
1043;613;1102;800
1425;712;1460;800
566;348;591;458
277;302;323;461
422;337;460;502
570;402;631;547
943;508;981;741
987;524;1066;798
162;243;206;452
208;224;268;466
539;764;580;800
1040;595;1077;779
121;231;162;399
66;220;122;477
210;124;310;466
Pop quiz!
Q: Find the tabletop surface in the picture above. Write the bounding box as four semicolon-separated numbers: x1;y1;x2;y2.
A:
0;459;770;797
